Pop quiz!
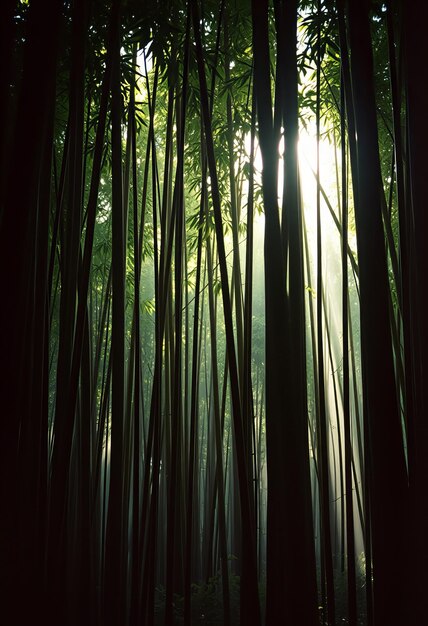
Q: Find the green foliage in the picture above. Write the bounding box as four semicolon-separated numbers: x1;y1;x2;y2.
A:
153;571;243;625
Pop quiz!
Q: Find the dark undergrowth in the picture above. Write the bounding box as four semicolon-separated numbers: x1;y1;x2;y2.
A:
152;566;367;625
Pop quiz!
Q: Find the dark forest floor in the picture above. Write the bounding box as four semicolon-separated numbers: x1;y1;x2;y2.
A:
152;569;368;625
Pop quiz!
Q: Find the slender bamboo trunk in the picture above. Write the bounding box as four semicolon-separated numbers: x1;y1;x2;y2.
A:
192;2;261;623
104;2;126;623
253;1;318;623
340;70;357;626
165;15;191;621
346;2;409;623
402;2;428;622
315;7;335;620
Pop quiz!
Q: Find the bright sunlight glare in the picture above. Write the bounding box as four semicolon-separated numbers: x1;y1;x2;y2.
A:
246;127;344;257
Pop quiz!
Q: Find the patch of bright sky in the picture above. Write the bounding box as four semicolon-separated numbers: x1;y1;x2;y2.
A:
246;127;351;254
137;46;153;80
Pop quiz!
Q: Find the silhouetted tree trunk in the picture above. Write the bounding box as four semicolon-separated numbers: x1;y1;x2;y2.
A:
252;1;318;623
340;69;357;626
104;1;125;623
346;1;409;623
192;1;261;623
0;1;60;623
402;1;428;623
165;12;190;622
315;5;335;621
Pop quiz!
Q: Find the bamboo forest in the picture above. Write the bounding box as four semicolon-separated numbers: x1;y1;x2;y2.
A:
1;0;427;624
